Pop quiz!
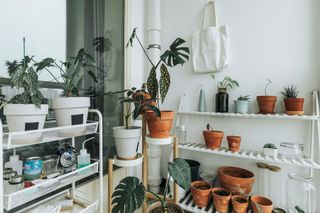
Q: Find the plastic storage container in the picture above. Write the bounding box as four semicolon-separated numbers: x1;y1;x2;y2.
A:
286;173;316;213
5;155;23;175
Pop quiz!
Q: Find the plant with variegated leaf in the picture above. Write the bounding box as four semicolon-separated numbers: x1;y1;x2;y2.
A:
127;28;190;105
112;158;191;213
1;56;43;108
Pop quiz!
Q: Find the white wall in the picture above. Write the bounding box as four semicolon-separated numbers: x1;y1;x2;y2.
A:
0;0;66;81
128;0;320;209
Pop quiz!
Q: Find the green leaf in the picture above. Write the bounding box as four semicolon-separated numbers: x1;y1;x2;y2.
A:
146;105;161;118
88;70;97;83
159;64;170;103
35;58;55;72
112;176;145;213
168;158;191;191
133;105;141;120
126;28;137;48
146;67;158;99
160;38;190;67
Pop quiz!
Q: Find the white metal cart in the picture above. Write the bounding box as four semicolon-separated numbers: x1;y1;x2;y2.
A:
0;109;104;213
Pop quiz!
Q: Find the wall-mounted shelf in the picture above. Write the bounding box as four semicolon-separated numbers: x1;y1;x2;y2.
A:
177;111;320;121
179;143;320;169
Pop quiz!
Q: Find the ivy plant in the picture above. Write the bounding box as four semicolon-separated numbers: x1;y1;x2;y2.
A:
127;28;190;104
36;48;99;97
112;158;191;213
1;56;43;108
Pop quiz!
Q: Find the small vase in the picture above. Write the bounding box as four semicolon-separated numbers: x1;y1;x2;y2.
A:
232;195;249;213
212;187;232;213
234;100;249;114
227;136;241;152
191;181;212;207
216;88;229;113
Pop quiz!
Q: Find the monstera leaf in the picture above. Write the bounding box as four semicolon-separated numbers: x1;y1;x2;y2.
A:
160;38;190;67
168;158;191;191
146;67;158;99
112;176;145;213
159;64;170;103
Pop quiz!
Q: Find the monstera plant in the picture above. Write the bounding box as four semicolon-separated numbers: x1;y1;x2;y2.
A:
127;28;190;139
112;158;191;213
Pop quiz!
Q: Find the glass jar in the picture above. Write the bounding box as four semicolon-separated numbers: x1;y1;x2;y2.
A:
280;142;305;159
286;173;316;213
216;88;229;113
177;125;187;145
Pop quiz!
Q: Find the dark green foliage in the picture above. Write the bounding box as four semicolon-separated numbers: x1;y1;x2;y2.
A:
206;123;213;131
263;143;277;149
237;95;250;101
93;36;112;53
4;56;43;107
218;76;239;90
146;67;158;99
160;38;189;67
281;85;299;99
295;206;305;213
111;176;145;213
168;158;191;191
159;64;170;103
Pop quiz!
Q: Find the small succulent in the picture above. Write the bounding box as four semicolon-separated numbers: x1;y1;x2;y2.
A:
206;123;213;131
263;143;277;149
281;85;299;99
237;95;250;101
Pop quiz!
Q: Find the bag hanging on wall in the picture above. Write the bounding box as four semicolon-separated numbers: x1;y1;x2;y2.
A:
192;1;229;73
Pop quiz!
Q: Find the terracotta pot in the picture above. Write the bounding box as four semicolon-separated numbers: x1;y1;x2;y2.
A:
147;201;184;213
190;181;212;207
251;196;273;213
256;96;277;114
132;92;156;114
203;130;224;150
231;195;248;213
284;98;304;113
145;110;174;138
218;166;255;195
227;136;241;152
212;187;232;213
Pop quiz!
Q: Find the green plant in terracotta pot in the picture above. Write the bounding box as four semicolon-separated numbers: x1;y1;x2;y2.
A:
234;95;250;114
257;79;277;114
111;158;191;213
212;187;232;213
127;28;190;138
281;85;304;115
203;124;224;150
216;76;239;113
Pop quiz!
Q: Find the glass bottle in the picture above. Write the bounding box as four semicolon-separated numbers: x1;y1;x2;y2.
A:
268;165;282;208
256;163;268;197
286;173;316;213
176;125;187;145
216;88;229;113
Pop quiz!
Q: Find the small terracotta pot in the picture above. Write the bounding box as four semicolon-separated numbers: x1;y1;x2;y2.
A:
203;130;224;150
145;110;174;138
231;195;248;213
257;96;277;114
251;196;273;213
212;187;232;213
190;181;212;207
147;201;184;213
227;136;241;152
284;98;304;112
218;166;255;195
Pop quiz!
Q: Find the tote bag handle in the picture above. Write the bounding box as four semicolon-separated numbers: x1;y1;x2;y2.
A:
201;1;218;29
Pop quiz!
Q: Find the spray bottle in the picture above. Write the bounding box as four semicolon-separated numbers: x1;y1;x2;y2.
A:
77;137;95;168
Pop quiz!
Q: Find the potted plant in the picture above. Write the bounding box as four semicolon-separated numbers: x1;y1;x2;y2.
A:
36;48;99;133
227;135;241;152
257;79;277;114
263;143;278;157
231;195;249;213
216;76;239;113
108;86;160;160
1;46;48;144
111;158;191;213
212;187;232;213
190;181;212;207
203;124;224;150
281;85;304;115
234;95;250;114
127;28;190;138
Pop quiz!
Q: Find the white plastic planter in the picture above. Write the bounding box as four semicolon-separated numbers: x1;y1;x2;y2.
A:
113;126;141;160
4;104;49;144
51;97;90;136
234;100;250;114
263;148;278;157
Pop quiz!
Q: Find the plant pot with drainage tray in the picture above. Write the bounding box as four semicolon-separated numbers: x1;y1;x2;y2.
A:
2;42;48;144
212;187;232;213
108;86;160;160
281;85;304;115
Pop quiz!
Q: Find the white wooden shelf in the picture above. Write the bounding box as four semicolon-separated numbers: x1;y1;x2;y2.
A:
177;111;320;121
179;143;320;169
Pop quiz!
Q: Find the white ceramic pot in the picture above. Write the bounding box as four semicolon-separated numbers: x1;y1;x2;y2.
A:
51;97;90;135
169;178;186;200
234;100;250;114
4;104;49;144
263;148;278;157
113;126;141;160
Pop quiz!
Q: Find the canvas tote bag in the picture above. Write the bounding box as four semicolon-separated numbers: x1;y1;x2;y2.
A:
192;1;229;73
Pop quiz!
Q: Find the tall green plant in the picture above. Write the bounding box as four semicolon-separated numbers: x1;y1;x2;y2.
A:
218;76;239;90
127;28;190;104
112;158;191;213
36;48;99;97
